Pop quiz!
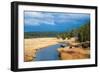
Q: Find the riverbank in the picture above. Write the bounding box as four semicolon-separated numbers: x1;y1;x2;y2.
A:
58;47;90;60
24;37;64;62
57;38;90;60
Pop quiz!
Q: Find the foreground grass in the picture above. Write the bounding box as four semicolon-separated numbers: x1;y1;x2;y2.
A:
58;48;90;60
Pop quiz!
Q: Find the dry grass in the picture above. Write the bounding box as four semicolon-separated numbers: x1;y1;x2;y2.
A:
24;37;61;62
58;48;90;60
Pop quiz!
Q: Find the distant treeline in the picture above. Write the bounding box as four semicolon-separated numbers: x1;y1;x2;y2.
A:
24;32;61;38
57;22;90;42
24;22;90;42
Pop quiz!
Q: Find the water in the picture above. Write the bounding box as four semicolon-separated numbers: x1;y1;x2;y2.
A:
34;43;62;61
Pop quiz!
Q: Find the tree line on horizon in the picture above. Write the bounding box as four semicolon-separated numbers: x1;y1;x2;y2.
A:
57;22;90;42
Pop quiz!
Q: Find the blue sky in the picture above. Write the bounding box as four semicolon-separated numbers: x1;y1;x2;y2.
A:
24;11;90;32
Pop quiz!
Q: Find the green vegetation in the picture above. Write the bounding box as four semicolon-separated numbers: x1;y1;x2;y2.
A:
56;22;90;42
77;23;90;42
24;32;60;38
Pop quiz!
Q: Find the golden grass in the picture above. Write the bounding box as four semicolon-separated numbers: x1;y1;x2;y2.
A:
58;48;90;60
24;37;61;62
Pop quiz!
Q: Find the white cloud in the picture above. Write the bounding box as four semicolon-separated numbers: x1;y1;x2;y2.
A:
24;11;56;26
25;18;41;26
24;12;42;18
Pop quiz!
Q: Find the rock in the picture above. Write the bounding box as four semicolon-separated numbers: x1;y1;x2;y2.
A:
60;44;66;48
81;41;90;48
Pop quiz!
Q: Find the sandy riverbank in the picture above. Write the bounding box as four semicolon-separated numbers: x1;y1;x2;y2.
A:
57;37;90;60
58;47;90;60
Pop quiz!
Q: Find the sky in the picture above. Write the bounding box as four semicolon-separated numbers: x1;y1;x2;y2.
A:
24;11;90;32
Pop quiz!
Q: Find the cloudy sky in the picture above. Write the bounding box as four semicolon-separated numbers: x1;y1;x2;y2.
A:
24;11;90;32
